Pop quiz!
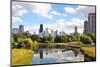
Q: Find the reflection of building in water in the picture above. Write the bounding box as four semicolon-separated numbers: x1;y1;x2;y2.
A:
39;47;43;59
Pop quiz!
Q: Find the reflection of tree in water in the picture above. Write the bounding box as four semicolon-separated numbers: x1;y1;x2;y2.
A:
55;50;58;53
73;50;79;57
45;51;48;55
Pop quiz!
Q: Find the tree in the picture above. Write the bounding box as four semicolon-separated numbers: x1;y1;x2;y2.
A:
71;36;77;41
48;35;55;43
87;32;96;43
55;36;61;43
60;35;68;43
54;35;68;43
17;33;27;39
13;34;18;42
26;38;39;50
30;34;40;42
11;37;17;48
80;35;93;44
43;35;49;42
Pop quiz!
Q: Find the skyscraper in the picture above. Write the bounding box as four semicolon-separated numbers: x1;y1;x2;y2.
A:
45;28;49;34
39;24;43;33
84;21;89;34
88;13;96;33
19;25;24;33
54;30;58;36
12;28;19;34
84;13;96;34
75;26;78;33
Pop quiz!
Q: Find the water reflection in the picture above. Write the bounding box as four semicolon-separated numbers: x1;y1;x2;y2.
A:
32;48;84;64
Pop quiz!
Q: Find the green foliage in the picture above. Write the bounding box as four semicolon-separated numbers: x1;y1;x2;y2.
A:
55;35;68;43
60;35;68;43
80;35;93;44
48;35;55;43
30;34;40;42
11;37;17;48
27;38;39;50
13;34;18;42
76;41;83;46
87;32;96;43
68;37;72;42
55;36;62;43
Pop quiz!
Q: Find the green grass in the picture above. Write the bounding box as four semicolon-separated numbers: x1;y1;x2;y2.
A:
81;46;96;58
12;48;34;66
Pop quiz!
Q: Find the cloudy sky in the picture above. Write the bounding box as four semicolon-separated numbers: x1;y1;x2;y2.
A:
12;1;95;34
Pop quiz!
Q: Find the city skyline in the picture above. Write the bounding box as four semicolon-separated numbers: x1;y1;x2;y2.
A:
12;1;95;34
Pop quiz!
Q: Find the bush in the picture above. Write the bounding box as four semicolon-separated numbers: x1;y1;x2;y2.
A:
80;35;93;44
76;41;83;46
87;32;96;43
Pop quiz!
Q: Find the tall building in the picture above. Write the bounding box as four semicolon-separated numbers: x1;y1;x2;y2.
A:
54;30;58;36
75;26;78;33
19;25;24;33
39;24;43;33
88;13;96;33
45;28;49;34
84;21;89;34
84;13;96;34
51;30;54;36
12;28;19;34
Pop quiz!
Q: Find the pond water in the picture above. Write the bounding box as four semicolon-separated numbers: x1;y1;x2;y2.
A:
32;48;84;64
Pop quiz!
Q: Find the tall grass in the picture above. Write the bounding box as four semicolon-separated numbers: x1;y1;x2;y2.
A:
12;48;34;66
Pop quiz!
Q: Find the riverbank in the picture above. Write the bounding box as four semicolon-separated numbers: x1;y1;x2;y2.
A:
81;46;96;61
12;48;34;66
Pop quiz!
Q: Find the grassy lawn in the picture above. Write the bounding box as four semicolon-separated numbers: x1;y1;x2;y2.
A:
81;46;96;58
12;48;34;66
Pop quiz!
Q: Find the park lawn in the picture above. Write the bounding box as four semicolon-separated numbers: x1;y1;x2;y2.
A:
81;46;96;58
12;48;34;66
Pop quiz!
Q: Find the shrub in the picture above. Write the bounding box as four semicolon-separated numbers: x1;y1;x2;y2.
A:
80;35;93;44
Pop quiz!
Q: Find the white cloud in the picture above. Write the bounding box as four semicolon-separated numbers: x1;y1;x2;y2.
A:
32;3;52;17
25;18;84;34
76;6;95;17
64;6;95;18
51;11;61;16
12;16;23;23
64;7;76;14
12;2;28;23
12;1;54;23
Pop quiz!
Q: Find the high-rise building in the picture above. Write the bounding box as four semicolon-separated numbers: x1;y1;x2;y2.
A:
12;28;19;34
84;13;96;34
84;21;89;34
19;25;24;33
45;28;49;34
39;24;43;33
51;30;54;36
88;13;96;33
54;30;58;36
75;26;78;33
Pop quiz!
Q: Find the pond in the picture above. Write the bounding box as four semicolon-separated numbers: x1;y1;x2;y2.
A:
32;48;84;64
